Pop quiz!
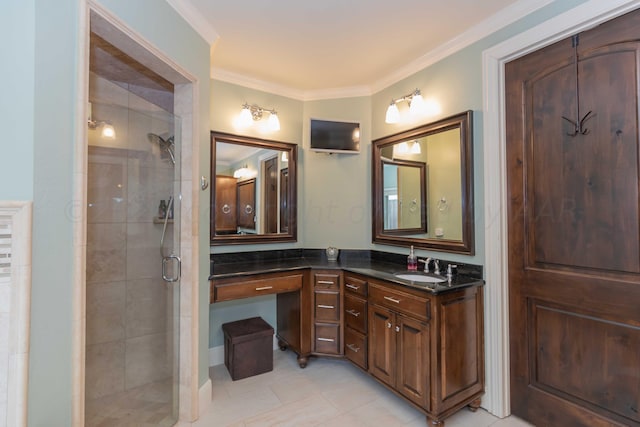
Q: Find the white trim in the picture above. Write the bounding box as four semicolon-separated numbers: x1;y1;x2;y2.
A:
165;0;219;44
481;0;640;418
0;201;32;427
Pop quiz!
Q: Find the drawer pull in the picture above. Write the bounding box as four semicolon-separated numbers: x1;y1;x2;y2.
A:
317;337;335;342
346;309;360;317
317;304;335;309
255;286;273;291
384;296;401;304
346;343;360;353
346;283;360;290
317;280;335;285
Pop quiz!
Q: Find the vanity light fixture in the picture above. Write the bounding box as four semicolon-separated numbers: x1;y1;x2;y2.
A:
393;140;421;157
233;164;255;179
239;103;281;131
385;89;425;124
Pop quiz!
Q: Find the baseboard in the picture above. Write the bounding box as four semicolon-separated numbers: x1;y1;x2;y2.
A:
209;336;280;366
198;378;212;418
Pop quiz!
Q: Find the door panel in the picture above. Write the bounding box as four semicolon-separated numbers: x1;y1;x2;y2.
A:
396;314;429;408
506;9;640;427
368;305;395;386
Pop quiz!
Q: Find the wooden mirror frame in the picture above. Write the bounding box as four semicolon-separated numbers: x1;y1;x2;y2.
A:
372;111;474;254
210;131;298;245
381;158;427;235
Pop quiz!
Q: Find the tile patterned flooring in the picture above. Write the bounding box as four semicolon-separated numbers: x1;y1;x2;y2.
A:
194;350;535;427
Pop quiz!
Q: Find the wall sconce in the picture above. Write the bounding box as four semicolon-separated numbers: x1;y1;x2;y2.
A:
385;89;425;124
88;119;116;139
239;103;280;131
233;164;254;179
393;140;421;157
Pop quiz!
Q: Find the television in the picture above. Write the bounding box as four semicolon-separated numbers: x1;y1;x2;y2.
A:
310;119;360;154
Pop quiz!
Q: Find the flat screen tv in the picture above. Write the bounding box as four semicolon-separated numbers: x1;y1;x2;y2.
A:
310;119;360;153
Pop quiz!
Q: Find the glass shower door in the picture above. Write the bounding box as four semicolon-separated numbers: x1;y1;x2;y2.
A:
85;97;181;426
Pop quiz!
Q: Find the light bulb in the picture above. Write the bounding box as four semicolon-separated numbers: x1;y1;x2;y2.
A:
101;123;116;139
410;141;421;154
409;92;425;115
385;103;400;124
238;106;253;128
268;112;280;131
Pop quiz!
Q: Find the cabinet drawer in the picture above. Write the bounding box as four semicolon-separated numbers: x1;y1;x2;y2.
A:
315;290;340;322
314;323;340;354
344;273;368;297
344;294;367;333
369;283;430;321
344;327;367;370
314;272;340;289
212;273;303;303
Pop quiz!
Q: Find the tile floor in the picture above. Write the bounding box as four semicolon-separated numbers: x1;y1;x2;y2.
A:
194;350;535;427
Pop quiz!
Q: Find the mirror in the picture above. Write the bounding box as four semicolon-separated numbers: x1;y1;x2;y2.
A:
210;132;297;245
372;111;474;254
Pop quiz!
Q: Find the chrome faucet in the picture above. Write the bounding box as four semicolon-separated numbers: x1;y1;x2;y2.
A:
419;257;433;272
433;259;440;276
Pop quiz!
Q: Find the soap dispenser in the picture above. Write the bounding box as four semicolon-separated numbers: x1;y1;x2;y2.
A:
407;245;418;271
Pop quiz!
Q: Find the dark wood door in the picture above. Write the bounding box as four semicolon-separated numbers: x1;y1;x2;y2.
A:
396;314;429;408
236;178;256;229
214;175;237;233
264;157;278;233
506;10;640;427
368;304;395;387
280;168;289;233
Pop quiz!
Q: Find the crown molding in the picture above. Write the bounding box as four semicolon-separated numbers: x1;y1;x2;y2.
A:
369;0;554;93
198;0;553;99
165;0;219;44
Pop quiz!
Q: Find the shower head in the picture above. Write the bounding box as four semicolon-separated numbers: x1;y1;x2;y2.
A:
147;133;176;165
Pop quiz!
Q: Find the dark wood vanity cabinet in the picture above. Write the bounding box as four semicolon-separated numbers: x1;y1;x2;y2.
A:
312;270;342;356
215;175;237;233
366;279;484;426
343;273;368;370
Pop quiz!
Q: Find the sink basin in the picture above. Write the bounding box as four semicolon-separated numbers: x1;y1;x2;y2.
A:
394;273;446;283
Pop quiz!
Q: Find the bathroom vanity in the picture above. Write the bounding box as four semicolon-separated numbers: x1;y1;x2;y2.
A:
210;251;484;426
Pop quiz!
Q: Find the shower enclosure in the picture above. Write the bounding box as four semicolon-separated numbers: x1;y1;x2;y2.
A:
84;74;181;426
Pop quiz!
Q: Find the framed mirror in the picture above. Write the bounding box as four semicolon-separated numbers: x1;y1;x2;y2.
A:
372;111;474;254
210;131;297;245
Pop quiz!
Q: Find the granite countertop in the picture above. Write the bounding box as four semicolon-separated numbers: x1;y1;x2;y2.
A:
209;250;484;295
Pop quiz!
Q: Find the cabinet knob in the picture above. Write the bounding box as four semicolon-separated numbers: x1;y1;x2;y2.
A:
387;322;392;329
395;326;400;332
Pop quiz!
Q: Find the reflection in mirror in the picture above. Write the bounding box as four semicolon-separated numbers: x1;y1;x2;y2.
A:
382;159;426;234
210;132;297;245
373;111;474;254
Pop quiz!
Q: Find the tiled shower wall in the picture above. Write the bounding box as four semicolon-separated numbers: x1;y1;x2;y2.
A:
85;74;176;400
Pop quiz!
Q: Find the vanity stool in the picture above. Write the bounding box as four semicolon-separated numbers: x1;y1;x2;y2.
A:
222;317;274;380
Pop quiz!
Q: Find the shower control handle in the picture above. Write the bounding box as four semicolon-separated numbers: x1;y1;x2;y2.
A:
162;254;181;282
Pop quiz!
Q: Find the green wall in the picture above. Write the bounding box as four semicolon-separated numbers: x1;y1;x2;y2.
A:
2;0;35;201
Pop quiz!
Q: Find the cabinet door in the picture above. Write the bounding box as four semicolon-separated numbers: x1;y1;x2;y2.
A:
236;178;256;229
368;304;395;386
396;314;430;408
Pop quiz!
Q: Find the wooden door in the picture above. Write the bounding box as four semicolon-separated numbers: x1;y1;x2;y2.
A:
279;168;289;233
368;305;395;387
396;314;429;408
506;10;640;427
214;175;237;233
236;178;256;229
264;157;278;233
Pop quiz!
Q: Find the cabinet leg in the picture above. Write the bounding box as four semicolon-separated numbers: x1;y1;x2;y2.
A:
468;397;482;412
297;355;308;368
427;415;444;426
278;339;288;351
